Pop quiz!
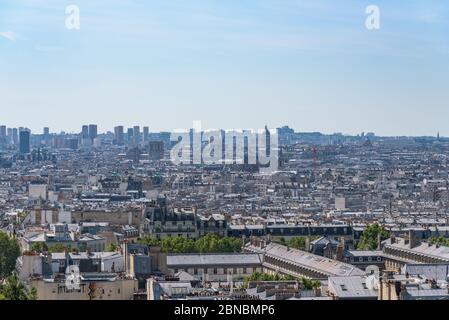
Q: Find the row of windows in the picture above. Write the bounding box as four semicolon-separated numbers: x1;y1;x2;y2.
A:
269;227;349;235
55;286;121;296
384;246;446;264
229;227;350;237
346;256;383;263
173;267;257;275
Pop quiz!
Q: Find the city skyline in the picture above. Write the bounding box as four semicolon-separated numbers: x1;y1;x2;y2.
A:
0;122;446;138
5;0;449;307
1;0;449;136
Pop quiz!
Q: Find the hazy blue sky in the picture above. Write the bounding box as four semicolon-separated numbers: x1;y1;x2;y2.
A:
1;0;449;136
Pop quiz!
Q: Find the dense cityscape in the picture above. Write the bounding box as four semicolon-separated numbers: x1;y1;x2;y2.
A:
1;124;449;300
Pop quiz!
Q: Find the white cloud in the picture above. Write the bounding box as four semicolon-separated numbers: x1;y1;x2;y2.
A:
0;31;16;41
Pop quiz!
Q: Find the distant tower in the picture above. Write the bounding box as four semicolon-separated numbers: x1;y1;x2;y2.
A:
0;125;6;137
88;124;98;140
127;128;134;144
143;126;149;144
133;126;141;145
19;129;31;154
43;127;50;145
81;125;89;139
437;132;440;141
12;128;18;145
114;126;124;145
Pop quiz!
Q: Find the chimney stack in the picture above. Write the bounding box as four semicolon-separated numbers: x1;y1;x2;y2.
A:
335;243;344;261
408;229;419;249
390;234;396;244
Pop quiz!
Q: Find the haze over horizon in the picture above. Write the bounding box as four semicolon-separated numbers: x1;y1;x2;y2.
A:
1;0;449;136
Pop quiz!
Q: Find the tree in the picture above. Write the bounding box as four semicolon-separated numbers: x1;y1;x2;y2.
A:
287;237;307;250
0;272;37;300
244;272;321;290
137;234;242;254
138;236;161;247
48;243;69;253
300;277;321;290
276;236;319;251
428;236;449;247
0;232;21;279
106;243;118;252
357;223;390;250
30;242;48;253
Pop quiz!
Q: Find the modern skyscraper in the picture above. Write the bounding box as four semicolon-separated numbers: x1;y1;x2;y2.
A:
127;128;134;144
7;128;13;144
0;125;6;137
133;126;140;145
19;129;31;154
0;125;6;149
114;126;124;145
43;127;50;136
12;128;18;145
88;124;98;140
81;125;89;139
143;126;149;144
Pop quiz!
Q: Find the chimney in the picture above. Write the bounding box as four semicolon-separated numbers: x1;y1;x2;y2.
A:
390;234;396;244
335;243;344;261
408;229;419;249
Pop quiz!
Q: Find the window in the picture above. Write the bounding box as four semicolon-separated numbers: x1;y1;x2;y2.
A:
213;268;217;275
359;257;363;262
